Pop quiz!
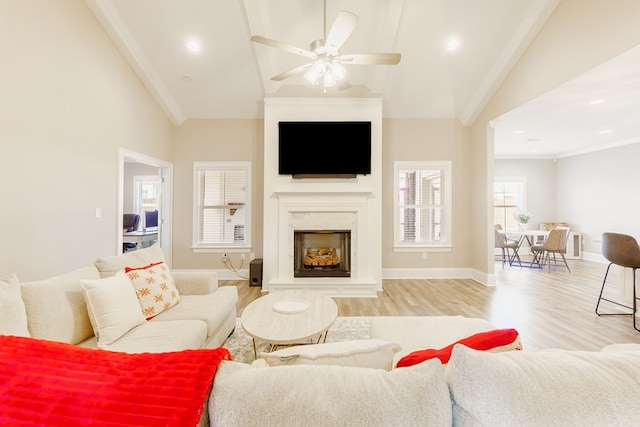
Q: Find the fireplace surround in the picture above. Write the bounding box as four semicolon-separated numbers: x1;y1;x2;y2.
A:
261;98;383;297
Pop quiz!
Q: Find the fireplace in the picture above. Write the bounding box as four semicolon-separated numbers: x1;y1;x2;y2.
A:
261;98;383;296
294;230;351;278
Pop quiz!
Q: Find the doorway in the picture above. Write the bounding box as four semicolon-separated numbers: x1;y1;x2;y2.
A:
118;148;173;265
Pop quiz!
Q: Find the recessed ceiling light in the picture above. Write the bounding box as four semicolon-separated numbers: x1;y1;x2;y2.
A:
186;38;201;53
513;130;525;135
445;38;460;52
589;99;606;106
599;129;612;134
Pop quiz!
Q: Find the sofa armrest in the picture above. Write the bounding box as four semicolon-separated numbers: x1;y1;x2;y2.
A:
171;270;219;295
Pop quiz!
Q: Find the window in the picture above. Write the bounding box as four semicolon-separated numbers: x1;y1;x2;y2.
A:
493;177;525;231
133;175;160;229
193;162;251;251
394;161;452;251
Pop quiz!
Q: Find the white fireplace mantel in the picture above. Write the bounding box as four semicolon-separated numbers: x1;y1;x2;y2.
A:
261;98;383;297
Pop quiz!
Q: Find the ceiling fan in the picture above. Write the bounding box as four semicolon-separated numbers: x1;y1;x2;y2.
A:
250;3;401;90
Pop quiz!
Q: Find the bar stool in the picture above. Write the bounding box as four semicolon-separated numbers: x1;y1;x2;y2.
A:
595;232;640;332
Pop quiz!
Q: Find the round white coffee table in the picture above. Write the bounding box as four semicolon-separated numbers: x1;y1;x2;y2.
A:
241;290;338;358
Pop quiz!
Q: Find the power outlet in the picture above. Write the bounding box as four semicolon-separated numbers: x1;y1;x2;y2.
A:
240;254;246;261
221;254;229;263
422;252;428;260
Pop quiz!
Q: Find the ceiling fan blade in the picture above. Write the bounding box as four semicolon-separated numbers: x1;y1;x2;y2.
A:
250;35;316;60
339;53;401;65
270;63;312;81
325;11;359;53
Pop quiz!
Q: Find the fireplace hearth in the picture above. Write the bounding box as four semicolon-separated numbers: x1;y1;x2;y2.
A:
294;230;351;278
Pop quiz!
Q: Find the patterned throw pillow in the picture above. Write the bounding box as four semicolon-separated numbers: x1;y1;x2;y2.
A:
396;328;522;367
124;261;180;319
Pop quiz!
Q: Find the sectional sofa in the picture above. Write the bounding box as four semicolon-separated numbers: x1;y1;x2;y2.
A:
1;243;238;352
2;246;640;426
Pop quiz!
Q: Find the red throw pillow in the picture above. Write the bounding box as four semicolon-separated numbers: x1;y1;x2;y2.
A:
396;328;522;368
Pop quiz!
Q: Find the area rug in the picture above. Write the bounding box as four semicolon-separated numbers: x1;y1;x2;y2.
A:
221;316;371;364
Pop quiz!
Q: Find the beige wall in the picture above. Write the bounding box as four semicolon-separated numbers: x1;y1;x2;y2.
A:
170;119;264;270
0;0;173;280
471;0;640;276
4;0;639;282
382;118;472;269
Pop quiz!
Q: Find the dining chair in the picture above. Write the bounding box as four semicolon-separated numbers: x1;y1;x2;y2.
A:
530;226;571;272
495;228;522;268
595;232;640;332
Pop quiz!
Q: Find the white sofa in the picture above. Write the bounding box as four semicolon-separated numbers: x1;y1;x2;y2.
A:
210;339;640;427
2;243;238;353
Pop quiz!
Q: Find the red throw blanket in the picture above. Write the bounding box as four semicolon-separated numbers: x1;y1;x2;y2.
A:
0;335;231;426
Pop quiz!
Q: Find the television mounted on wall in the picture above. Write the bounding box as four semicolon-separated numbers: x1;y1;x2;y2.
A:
278;121;371;178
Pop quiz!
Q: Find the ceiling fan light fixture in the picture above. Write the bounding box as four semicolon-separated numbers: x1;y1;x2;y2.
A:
323;71;337;88
304;59;326;83
328;62;346;81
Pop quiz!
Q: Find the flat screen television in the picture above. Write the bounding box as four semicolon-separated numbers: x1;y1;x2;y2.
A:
278;121;371;178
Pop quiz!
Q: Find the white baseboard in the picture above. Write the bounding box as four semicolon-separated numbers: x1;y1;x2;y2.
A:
382;268;495;287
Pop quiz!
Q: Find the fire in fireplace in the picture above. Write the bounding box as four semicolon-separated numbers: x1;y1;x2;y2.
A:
293;230;351;277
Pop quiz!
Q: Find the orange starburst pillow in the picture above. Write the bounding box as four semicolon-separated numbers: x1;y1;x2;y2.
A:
124;261;180;319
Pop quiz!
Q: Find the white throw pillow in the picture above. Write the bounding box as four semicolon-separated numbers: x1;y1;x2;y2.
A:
260;339;401;370
0;274;30;337
446;344;640;426
210;358;452;427
80;271;146;347
93;243;165;278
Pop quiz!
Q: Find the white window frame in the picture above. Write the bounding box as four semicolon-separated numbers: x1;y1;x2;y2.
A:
393;161;452;252
133;175;161;229
493;176;526;232
192;161;251;253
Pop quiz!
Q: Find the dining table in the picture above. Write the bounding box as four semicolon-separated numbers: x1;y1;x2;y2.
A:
505;229;550;267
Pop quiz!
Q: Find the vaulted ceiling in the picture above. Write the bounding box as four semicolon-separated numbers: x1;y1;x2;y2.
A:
84;0;639;158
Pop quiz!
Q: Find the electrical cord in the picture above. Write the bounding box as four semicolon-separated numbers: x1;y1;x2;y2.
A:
222;256;249;280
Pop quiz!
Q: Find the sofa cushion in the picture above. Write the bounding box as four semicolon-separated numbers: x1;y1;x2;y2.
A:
210;358;452;427
80;272;146;347
369;315;496;366
124;261;180;319
20;266;99;344
0;274;30;337
93;243;165;278
446;344;640;426
397;328;521;367
78;319;209;353
260;339;401;370
150;286;238;340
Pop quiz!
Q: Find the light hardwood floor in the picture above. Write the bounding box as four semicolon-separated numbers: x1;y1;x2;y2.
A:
219;257;640;352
